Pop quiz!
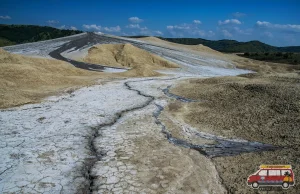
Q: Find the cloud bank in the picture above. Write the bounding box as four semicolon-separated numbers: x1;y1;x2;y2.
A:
128;17;143;23
0;15;11;19
83;24;121;32
218;19;241;25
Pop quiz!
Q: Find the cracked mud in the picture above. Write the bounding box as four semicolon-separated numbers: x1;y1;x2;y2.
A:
0;33;275;194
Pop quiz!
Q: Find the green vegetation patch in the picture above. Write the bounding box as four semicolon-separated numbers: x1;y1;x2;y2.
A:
157;37;300;53
0;24;82;47
238;52;300;65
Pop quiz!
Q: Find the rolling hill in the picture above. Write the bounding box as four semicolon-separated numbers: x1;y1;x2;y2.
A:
159;38;300;53
127;36;300;53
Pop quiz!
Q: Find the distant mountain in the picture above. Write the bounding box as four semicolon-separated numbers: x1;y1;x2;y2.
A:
0;24;82;47
158;38;300;53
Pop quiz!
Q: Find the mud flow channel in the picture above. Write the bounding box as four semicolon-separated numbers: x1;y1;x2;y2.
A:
155;86;278;158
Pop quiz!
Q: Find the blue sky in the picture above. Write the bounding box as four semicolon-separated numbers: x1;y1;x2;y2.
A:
1;0;300;46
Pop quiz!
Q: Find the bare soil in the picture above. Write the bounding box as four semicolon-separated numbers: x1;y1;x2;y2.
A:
138;37;224;58
170;71;300;193
0;43;179;108
84;43;179;77
0;49;104;108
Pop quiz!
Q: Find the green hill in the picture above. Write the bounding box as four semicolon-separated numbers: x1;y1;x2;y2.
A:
0;24;82;47
124;36;300;53
158;37;300;53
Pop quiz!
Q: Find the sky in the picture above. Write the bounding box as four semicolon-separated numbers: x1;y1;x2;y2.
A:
1;0;300;46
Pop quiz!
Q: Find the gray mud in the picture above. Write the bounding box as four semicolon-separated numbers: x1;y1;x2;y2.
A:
153;103;277;158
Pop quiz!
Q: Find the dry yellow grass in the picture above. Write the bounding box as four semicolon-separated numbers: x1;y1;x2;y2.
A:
0;49;102;108
84;43;179;77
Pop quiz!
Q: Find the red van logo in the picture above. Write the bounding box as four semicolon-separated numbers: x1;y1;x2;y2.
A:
247;165;295;189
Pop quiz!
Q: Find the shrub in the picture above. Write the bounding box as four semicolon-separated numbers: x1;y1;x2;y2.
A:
283;53;289;59
244;52;250;56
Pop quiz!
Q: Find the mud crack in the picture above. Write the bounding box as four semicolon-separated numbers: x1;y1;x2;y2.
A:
162;85;198;102
85;80;156;193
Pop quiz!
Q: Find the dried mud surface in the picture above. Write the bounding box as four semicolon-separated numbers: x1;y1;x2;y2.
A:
170;72;300;193
2;32;293;193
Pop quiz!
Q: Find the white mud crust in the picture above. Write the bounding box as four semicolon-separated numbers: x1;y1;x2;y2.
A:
0;80;148;193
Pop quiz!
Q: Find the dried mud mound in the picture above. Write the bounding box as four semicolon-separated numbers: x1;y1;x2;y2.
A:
0;49;98;108
139;36;223;56
170;73;300;193
84;43;179;77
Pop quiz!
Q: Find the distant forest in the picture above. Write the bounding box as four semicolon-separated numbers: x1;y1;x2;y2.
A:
0;24;82;47
126;36;300;53
238;52;300;65
159;38;300;53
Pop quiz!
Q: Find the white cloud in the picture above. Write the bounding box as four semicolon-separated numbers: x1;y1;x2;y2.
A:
0;15;11;19
232;12;246;18
218;19;241;25
167;24;191;30
126;24;140;29
103;26;121;32
233;27;252;35
256;21;300;32
256;21;271;27
139;29;152;36
166;23;212;38
140;26;148;31
195;30;206;36
207;30;215;37
126;21;161;36
154;31;163;35
264;31;273;38
128;17;143;23
83;24;121;32
58;25;77;30
136;29;163;36
193;20;202;24
126;24;147;31
222;30;233;38
70;26;77;30
47;20;59;25
83;24;101;31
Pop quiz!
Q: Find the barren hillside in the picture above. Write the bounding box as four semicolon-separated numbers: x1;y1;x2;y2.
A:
0;49;100;108
138;36;225;57
84;43;179;76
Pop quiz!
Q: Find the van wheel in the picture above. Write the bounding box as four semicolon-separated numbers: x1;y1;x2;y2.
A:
252;182;259;189
282;182;289;189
